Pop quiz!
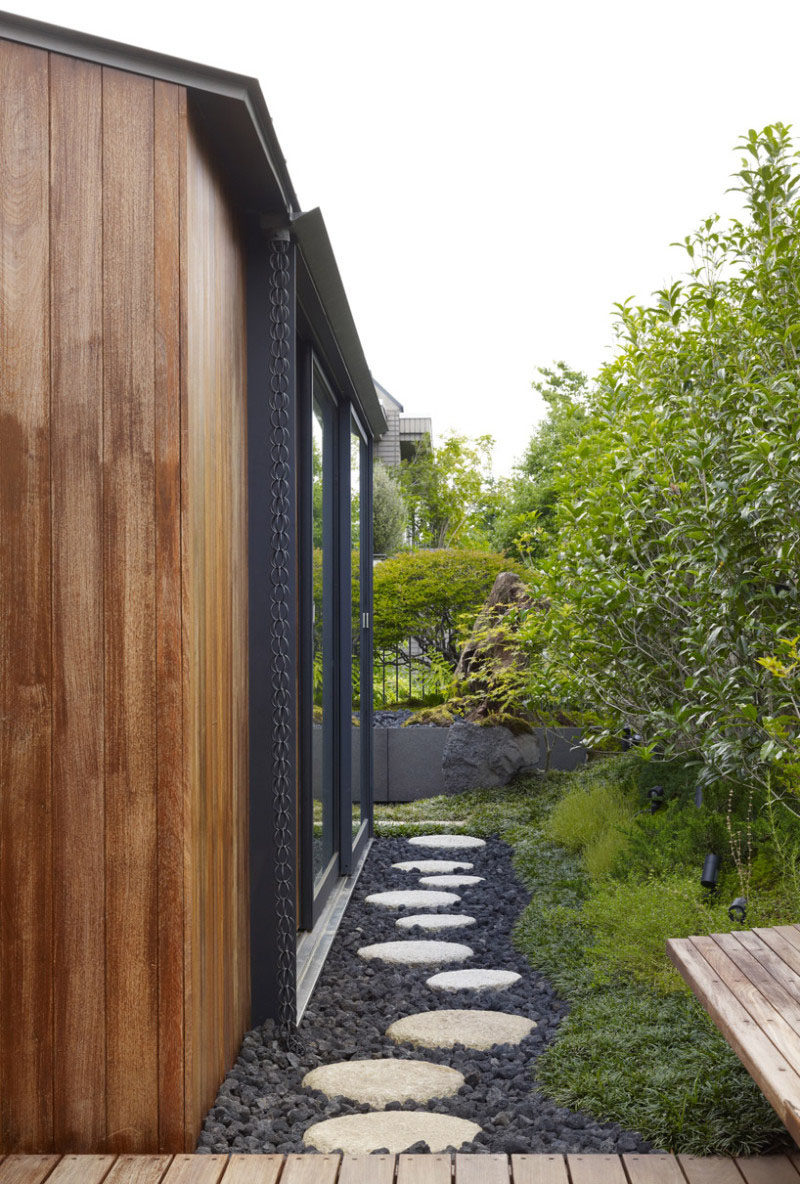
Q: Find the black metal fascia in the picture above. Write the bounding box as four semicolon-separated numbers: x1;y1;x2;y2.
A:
0;8;299;216
292;208;388;441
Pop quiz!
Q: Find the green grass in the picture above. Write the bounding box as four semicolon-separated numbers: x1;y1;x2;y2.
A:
375;758;794;1155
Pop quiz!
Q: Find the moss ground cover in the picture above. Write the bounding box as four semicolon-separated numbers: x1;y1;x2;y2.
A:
375;754;795;1154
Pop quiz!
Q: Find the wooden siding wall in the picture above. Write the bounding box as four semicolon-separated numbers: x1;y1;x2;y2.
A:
0;41;250;1156
183;110;250;1145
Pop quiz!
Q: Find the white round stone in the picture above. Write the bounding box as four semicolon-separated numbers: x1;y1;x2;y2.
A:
426;968;521;992
418;875;485;888
302;1058;464;1108
358;940;473;966
387;1009;537;1050
392;860;474;873
396;913;477;932
365;890;461;910
304;1112;481;1155
409;834;486;850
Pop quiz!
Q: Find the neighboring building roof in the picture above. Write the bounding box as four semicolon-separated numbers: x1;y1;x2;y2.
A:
0;8;387;439
374;380;404;413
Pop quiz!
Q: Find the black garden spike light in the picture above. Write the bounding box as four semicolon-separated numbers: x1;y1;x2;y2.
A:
701;853;720;891
728;896;748;924
647;785;665;813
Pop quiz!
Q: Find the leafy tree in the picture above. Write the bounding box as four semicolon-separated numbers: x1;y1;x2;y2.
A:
526;123;800;828
396;431;499;549
372;461;407;555
492;363;589;560
373;548;519;665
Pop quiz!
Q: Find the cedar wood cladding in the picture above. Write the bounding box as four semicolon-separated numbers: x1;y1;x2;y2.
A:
0;40;249;1152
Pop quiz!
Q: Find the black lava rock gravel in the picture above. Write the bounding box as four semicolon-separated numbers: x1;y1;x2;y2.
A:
197;836;653;1156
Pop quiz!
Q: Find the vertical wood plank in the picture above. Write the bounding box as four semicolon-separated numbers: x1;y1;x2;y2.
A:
0;38;53;1154
455;1152;509;1183
396;1154;452;1184
511;1155;569;1184
153;78;186;1154
337;1155;395;1184
567;1156;627;1184
49;52;106;1153
102;65;158;1151
47;1155;116;1184
218;1157;284;1184
677;1157;745;1184
279;1157;341;1184
103;1157;172;1184
160;1156;227;1183
0;1157;60;1184
735;1159;800;1184
623;1155;686;1184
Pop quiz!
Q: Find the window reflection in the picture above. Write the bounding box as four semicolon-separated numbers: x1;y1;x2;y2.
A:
351;420;361;837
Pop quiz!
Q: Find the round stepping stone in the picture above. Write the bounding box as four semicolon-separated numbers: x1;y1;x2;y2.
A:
392;859;474;873
304;1112;481;1155
358;940;473;966
396;913;476;932
426;968;521;992
419;874;484;888
387;1009;537;1050
365;889;460;910
409;834;486;850
302;1058;464;1108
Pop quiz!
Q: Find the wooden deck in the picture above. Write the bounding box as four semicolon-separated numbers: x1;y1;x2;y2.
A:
667;924;800;1147
0;1154;799;1184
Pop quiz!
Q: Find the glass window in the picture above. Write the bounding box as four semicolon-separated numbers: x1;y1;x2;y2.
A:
312;394;335;882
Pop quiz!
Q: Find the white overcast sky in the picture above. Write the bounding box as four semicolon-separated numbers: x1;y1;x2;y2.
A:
8;0;800;473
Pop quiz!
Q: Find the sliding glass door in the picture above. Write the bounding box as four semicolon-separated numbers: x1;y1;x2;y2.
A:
299;351;372;926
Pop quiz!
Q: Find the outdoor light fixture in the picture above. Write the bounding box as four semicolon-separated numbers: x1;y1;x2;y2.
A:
728;897;747;924
701;853;720;890
647;785;665;813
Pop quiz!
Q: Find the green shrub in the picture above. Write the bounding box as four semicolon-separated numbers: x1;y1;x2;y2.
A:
545;761;637;878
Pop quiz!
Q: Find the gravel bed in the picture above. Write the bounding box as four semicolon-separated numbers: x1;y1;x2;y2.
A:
197;836;653;1156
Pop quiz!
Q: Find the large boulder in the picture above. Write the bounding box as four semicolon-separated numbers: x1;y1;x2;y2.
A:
441;721;540;793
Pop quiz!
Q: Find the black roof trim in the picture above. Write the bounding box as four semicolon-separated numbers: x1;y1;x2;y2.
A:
293;209;387;439
0;7;299;214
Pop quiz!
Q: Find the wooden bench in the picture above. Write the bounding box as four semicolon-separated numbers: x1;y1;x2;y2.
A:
667;924;800;1147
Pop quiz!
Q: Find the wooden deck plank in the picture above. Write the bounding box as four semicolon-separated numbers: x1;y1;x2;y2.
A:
455;1152;509;1182
338;1154;396;1184
47;1156;116;1183
396;1153;451;1184
219;1156;284;1183
280;1156;340;1184
624;1154;686;1184
777;928;800;955
103;1156;172;1184
161;1157;227;1183
753;930;800;985
715;933;800;1037
0;1158;60;1184
511;1155;568;1184
735;1157;800;1184
731;932;800;1008
677;1156;744;1184
567;1155;627;1184
667;936;800;1143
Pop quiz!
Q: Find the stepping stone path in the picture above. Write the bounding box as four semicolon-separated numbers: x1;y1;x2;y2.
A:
302;1058;465;1108
396;913;476;931
358;939;473;966
426;968;521;992
301;832;528;1154
418;874;484;887
408;834;486;850
304;1112;482;1155
392;859;474;873
365;889;460;909
387;1009;537;1051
